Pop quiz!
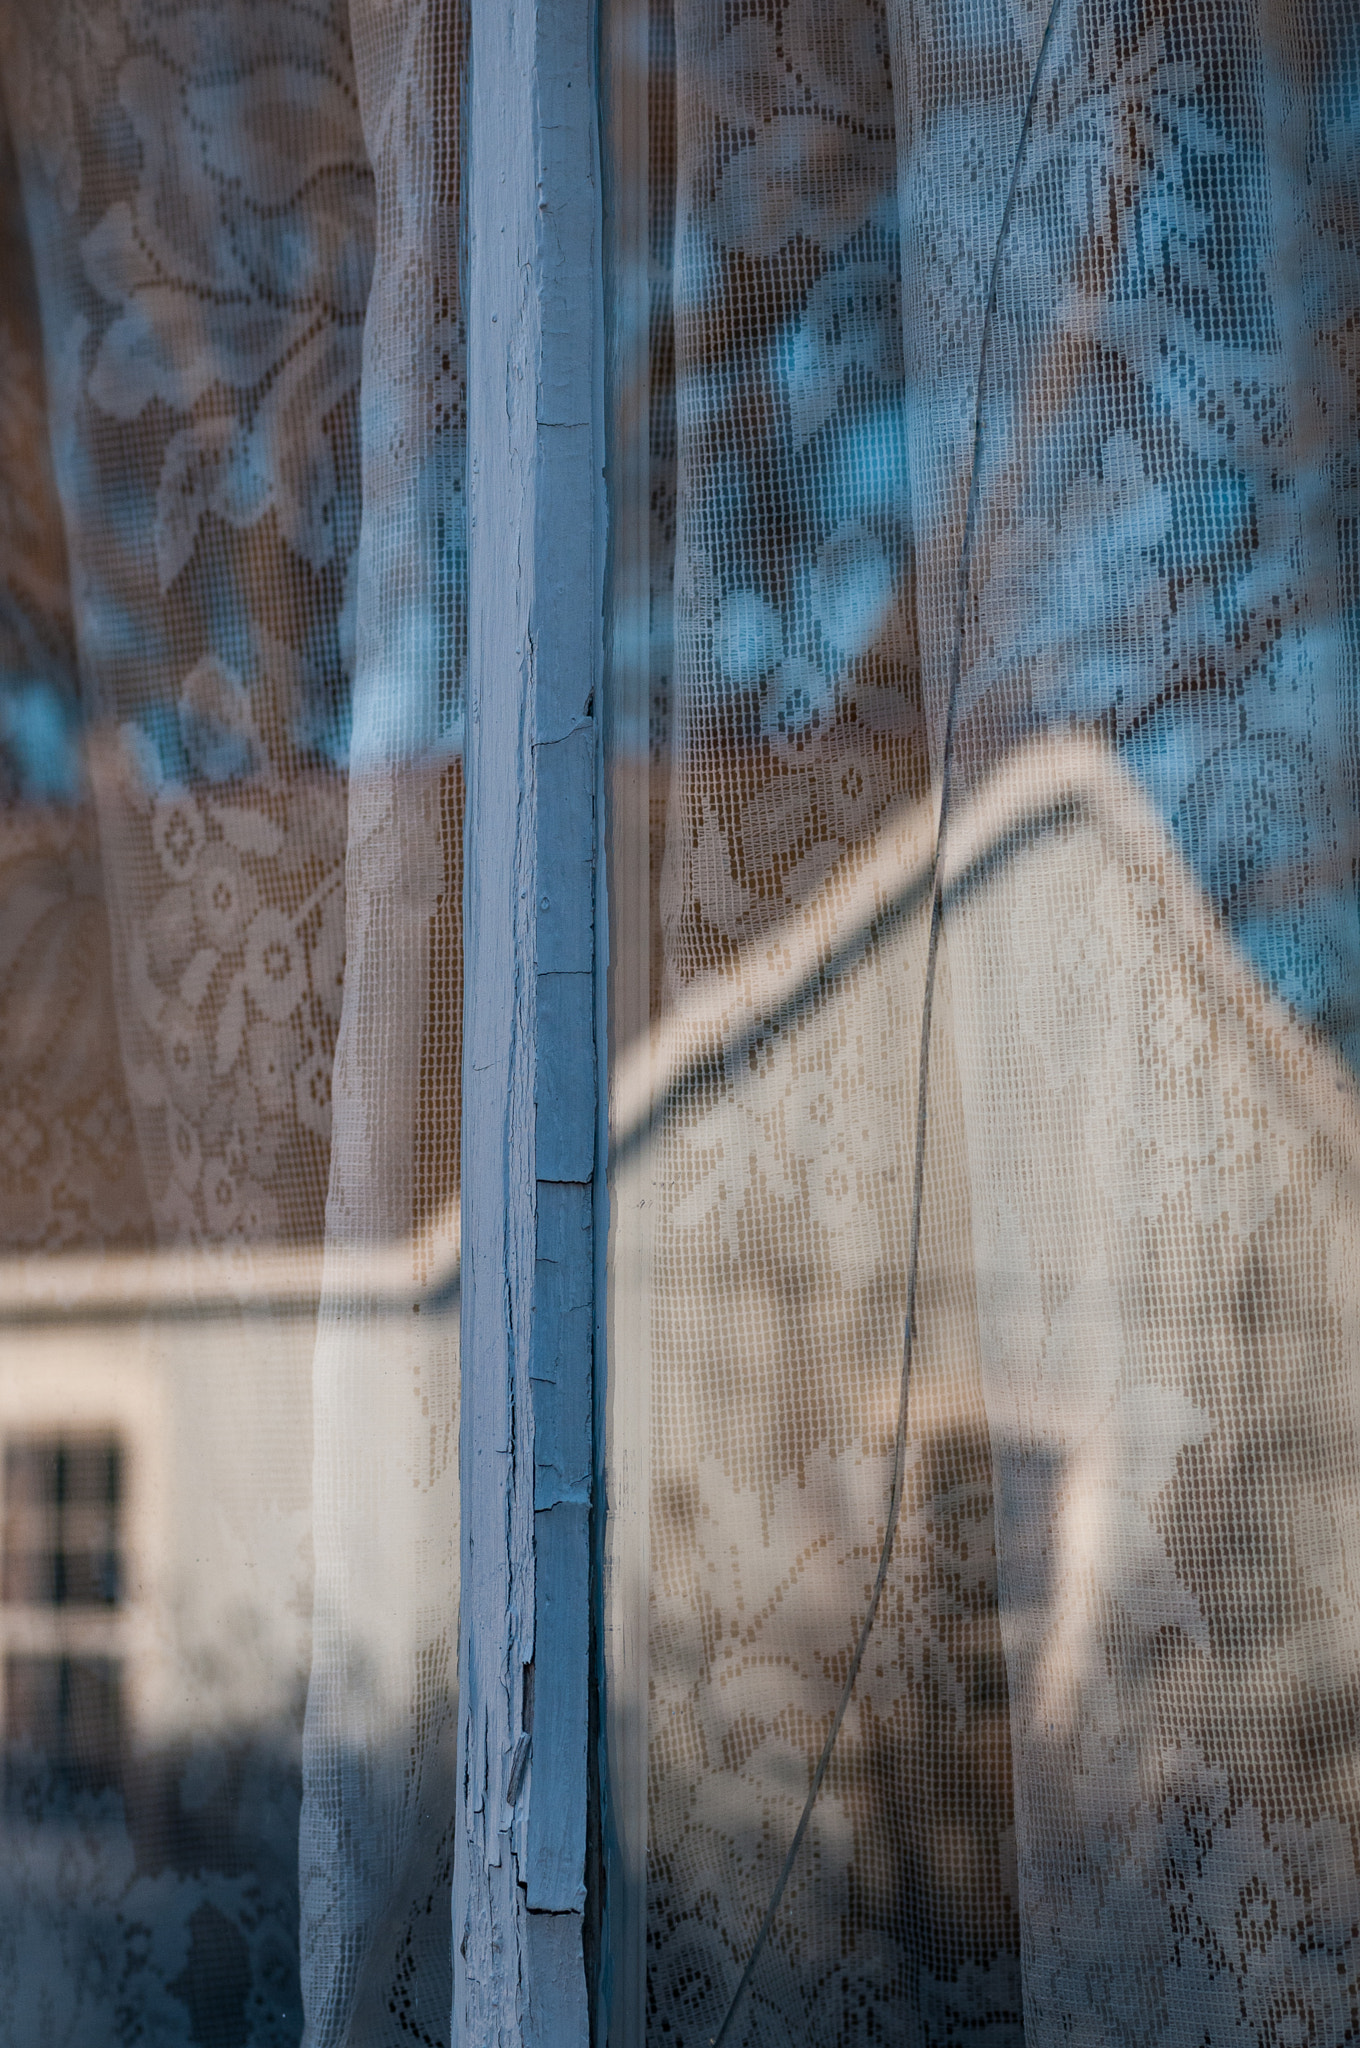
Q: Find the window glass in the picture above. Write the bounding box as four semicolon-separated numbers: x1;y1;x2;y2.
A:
602;3;1360;2043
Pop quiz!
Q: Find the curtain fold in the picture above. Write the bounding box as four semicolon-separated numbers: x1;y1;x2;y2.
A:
300;0;463;2039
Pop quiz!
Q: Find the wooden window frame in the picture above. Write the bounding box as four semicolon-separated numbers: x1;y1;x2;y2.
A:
457;0;607;2038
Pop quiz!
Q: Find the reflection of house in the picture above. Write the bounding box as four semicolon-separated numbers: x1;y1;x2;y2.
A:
0;1249;320;1778
0;760;462;2038
0;1252;319;2045
0;1220;458;2045
3;1431;125;1801
610;737;1360;2044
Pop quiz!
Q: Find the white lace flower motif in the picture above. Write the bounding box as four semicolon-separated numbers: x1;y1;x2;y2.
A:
242;908;308;1025
166;1107;202;1193
145;883;198;983
779;260;902;449
688;0;894;260
80;47;373;579
201;1162;278;1244
247;1020;298;1118
213;1087;281;1188
292;1034;333;1145
713;590;784;690
194;857;258;953
160;999;212;1116
307;877;345;1027
178;655;265;785
151;790;206;883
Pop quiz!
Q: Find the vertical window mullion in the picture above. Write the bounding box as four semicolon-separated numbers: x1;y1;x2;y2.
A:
458;0;605;2037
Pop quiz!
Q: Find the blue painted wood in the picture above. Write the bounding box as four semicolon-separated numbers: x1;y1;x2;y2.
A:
527;1501;591;1908
533;1184;594;1515
531;1187;592;1901
458;0;604;2033
538;729;598;977
537;975;597;1182
526;1912;590;2048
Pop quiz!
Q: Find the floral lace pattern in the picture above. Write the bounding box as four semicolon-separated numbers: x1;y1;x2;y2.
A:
4;0;369;1256
0;0;465;2031
0;92;150;1253
646;0;1360;2042
0;3;379;2041
668;0;920;999
0;1749;303;2048
646;794;1021;2044
649;6;1008;2040
895;0;1360;1058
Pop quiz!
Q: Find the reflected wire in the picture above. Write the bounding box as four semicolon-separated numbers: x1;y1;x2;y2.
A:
707;7;1066;2039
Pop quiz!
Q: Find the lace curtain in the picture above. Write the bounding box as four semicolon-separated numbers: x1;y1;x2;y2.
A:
629;0;1360;2042
0;1;461;2042
0;0;1358;2043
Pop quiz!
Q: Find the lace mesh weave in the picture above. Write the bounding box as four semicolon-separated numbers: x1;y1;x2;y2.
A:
620;1;1360;2042
2;0;1359;2039
0;2;461;2041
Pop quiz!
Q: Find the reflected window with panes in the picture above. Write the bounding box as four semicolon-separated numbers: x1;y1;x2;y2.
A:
1;1433;124;1804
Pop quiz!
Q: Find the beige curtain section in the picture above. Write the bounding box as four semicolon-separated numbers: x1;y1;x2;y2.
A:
0;2;462;2041
635;0;1360;2040
300;1;463;2040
